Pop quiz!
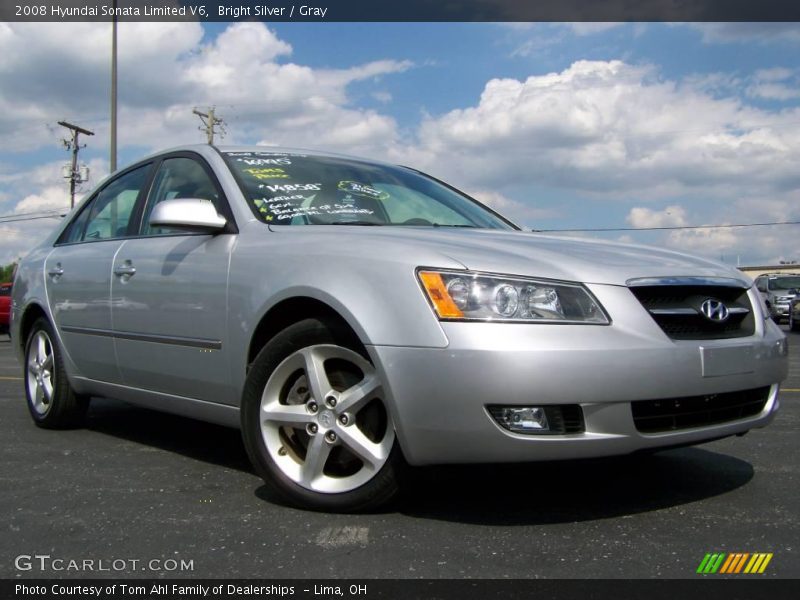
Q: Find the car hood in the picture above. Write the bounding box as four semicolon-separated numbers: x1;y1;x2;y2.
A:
267;225;750;287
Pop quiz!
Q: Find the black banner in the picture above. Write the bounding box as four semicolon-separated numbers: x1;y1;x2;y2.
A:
3;0;800;23
4;579;800;600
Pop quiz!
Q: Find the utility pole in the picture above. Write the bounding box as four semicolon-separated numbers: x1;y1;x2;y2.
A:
58;121;94;208
110;0;118;172
193;107;226;145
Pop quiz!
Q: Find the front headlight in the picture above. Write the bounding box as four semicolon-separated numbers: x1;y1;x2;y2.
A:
417;269;609;324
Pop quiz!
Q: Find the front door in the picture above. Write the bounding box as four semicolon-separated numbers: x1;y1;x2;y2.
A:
110;156;236;404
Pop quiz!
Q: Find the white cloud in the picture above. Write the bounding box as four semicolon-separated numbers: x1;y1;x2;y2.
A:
392;60;800;201
746;67;800;101
382;59;800;263
2;24;799;267
15;185;70;213
667;228;744;258
754;67;794;82
0;156;107;264
667;226;739;255
506;22;627;58
0;22;206;151
626;205;687;229
685;23;800;45
0;224;24;264
565;22;624;36
0;22;411;156
468;189;561;224
0;22;416;264
372;91;393;104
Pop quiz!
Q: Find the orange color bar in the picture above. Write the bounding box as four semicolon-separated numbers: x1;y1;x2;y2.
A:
733;553;750;573
719;554;736;574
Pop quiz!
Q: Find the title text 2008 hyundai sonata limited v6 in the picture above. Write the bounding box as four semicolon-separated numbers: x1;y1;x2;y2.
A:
10;145;788;511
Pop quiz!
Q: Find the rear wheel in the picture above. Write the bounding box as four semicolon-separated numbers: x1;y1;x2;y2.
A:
24;318;89;428
241;318;402;512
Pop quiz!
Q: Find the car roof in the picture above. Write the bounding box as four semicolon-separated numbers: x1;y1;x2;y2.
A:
133;144;402;170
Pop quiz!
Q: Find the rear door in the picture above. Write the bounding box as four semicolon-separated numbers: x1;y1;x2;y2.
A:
110;154;237;403
44;163;152;382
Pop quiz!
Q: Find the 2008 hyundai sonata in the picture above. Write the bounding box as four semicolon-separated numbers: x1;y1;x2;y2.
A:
10;145;788;511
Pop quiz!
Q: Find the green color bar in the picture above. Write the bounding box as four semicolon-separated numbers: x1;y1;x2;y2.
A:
710;553;726;573
697;554;713;574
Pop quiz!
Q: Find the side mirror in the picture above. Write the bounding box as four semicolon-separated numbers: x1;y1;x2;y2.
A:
149;198;227;232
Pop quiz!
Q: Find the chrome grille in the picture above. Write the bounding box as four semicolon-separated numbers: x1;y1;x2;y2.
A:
628;281;755;340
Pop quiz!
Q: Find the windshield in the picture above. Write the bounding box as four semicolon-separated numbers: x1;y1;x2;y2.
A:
223;151;516;229
769;277;800;291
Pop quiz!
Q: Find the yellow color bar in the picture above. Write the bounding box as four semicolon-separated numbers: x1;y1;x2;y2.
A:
758;554;773;574
744;554;760;574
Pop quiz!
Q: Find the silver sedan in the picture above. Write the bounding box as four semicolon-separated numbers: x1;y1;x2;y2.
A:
10;145;788;511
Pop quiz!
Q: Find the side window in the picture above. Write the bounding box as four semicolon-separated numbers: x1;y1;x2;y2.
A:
60;202;93;244
141;157;221;236
755;278;767;293
82;165;150;241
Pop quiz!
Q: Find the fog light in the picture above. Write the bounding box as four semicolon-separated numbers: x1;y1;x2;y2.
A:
493;406;549;433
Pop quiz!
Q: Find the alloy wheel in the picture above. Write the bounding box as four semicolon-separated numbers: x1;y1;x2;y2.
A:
26;330;55;416
259;344;395;494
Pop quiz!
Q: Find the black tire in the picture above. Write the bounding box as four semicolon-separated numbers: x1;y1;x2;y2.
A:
791;312;800;332
241;318;403;512
23;318;89;429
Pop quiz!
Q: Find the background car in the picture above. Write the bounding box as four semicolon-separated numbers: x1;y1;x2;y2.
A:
790;297;800;332
10;145;789;512
0;282;12;336
754;273;800;323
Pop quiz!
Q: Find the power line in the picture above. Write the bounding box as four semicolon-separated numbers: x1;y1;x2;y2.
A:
535;220;800;233
0;207;71;220
0;213;66;225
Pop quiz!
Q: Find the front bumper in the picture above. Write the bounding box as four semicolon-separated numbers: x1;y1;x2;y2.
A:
370;285;788;466
772;304;791;318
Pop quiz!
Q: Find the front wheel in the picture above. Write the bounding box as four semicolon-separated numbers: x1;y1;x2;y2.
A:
241;319;402;512
24;318;89;428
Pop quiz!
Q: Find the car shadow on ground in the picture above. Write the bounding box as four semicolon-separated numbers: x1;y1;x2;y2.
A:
84;398;754;524
394;448;754;525
85;399;253;473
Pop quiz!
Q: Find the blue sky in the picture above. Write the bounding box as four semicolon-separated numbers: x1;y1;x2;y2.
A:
1;22;799;265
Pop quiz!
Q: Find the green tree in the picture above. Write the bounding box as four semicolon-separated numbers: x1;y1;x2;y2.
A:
0;262;17;284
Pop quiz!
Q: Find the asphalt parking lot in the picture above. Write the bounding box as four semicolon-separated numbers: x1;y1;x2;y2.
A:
0;328;798;580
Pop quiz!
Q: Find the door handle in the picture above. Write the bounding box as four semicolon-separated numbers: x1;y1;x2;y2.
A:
48;264;64;278
114;261;136;277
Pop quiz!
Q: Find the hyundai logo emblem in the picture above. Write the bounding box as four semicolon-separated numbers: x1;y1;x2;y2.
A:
700;299;730;322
